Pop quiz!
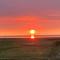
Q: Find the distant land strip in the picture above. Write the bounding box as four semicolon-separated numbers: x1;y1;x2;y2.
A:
0;35;60;38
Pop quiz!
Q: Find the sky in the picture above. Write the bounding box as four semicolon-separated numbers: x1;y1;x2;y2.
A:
0;0;60;36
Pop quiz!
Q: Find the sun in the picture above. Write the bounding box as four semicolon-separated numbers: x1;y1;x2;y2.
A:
29;29;36;39
30;29;36;35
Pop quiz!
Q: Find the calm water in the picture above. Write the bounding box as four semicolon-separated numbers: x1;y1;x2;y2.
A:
0;38;60;60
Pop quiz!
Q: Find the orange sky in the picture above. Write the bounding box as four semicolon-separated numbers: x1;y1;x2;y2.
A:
0;0;60;36
0;16;60;36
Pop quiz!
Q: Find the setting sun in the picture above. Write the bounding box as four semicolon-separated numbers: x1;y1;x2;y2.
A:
30;30;36;35
29;29;36;39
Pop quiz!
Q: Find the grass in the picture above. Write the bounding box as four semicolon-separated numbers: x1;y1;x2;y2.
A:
0;38;60;60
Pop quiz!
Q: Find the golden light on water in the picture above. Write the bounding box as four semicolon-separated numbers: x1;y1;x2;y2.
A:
31;35;35;39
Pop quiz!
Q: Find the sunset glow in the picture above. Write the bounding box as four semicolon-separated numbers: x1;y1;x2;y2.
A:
30;30;36;35
0;0;60;36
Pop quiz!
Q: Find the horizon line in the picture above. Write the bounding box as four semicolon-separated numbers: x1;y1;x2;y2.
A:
0;35;60;38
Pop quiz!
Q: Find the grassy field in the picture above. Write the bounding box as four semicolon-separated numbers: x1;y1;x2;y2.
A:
0;38;60;60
